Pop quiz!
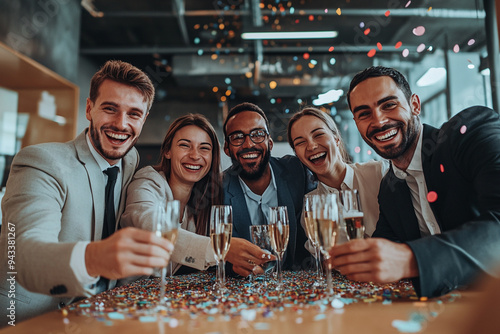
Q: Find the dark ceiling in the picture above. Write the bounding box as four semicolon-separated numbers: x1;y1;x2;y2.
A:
79;0;487;111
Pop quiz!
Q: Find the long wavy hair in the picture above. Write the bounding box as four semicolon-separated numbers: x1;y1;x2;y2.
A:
155;114;222;235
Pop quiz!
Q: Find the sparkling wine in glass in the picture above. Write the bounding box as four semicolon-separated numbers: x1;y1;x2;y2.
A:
154;200;180;311
341;189;365;240
268;206;289;291
210;205;232;298
303;194;324;287
312;194;340;299
249;225;274;291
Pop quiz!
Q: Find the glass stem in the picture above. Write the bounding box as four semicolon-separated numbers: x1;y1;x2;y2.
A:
276;253;283;287
315;246;322;280
159;266;167;307
326;260;333;298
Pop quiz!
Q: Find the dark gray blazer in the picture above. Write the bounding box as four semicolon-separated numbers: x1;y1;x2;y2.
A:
374;106;500;297
223;155;315;270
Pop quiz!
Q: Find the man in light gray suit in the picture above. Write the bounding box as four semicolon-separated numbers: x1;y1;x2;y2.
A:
0;60;173;326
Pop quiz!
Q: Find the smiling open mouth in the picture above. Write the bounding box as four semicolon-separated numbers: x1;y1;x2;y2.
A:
183;164;202;170
309;152;326;164
240;152;260;159
375;129;398;141
105;131;130;143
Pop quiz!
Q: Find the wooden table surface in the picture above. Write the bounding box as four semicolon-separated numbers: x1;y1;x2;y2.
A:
0;271;482;334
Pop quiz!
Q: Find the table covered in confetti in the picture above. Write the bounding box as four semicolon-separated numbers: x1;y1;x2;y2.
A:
0;271;481;334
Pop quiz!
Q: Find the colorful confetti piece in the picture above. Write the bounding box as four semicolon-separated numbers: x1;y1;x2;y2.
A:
453;44;460;53
405;1;411;7
395;41;402;49
417;44;426;53
336;8;341;15
440;164;445;173
364;28;371;35
402;49;409;57
367;49;376;57
377;42;383;51
385;10;390;17
468;39;475;46
460;125;467;134
412;26;425;36
427;191;438;203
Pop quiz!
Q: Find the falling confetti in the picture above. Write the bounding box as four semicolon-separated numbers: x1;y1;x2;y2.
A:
405;1;412;7
364;28;371;35
440;164;445;173
412;26;425;36
428;7;432;12
329;46;335;52
360;22;365;28
336;8;341;15
427;191;438;203
324;9;328;14
308;15;314;21
395;41;403;49
303;53;310;60
354;147;361;154
417;43;426;53
402;49;410;57
377;42;383;50
367;49;377;57
367;150;372;155
468;39;475;46
453;44;460;53
460;125;467;134
385;10;390;17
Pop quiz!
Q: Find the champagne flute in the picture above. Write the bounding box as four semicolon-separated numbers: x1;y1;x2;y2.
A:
311;193;340;299
249;225;274;292
303;194;324;287
210;205;233;298
154;200;180;311
268;206;289;291
341;189;365;240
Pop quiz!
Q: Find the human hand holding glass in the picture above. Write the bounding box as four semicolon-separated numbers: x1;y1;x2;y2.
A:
268;206;289;291
153;200;180;311
311;193;340;299
210;205;233;298
341;189;365;240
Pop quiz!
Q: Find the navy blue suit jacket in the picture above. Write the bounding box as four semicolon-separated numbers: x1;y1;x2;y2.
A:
223;155;315;269
374;106;500;297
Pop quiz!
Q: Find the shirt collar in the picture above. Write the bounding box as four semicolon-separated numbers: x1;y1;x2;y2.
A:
342;164;354;190
86;130;122;173
392;126;423;179
238;164;276;202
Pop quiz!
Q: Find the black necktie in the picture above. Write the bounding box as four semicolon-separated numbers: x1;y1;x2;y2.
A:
102;167;119;240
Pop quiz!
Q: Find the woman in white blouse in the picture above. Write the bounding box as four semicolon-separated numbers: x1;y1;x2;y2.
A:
121;114;268;277
287;107;388;242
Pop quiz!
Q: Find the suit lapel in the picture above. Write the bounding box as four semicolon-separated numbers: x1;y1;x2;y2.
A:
74;131;104;242
421;124;443;228
116;148;138;229
225;171;252;240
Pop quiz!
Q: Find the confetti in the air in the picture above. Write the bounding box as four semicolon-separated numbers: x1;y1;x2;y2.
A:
428;7;432;11
405;1;412;7
440;164;445;173
324;9;328;14
395;41;403;49
377;42;383;50
364;28;371;35
460;125;467;134
329;46;335;52
354;146;361;154
468;39;475;46
417;43;426;53
308;15;314;21
453;44;460;53
402;49;410;57
336;8;341;15
385;10;390;17
367;150;372;155
412;26;425;36
360;22;365;28
367;49;376;57
427;191;438;203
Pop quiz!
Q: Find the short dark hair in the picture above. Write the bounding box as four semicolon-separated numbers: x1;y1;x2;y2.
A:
346;66;412;110
89;60;155;111
223;102;270;137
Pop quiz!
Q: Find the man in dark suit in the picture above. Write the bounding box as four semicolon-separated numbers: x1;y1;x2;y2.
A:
330;66;500;297
0;60;173;325
222;102;315;275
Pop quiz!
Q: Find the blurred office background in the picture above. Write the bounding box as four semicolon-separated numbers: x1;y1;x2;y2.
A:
0;0;498;182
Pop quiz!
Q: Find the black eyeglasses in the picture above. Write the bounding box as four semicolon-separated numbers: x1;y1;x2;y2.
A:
227;129;269;146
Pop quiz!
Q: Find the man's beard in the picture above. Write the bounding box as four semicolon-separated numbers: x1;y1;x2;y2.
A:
366;116;419;160
89;120;137;161
230;146;271;181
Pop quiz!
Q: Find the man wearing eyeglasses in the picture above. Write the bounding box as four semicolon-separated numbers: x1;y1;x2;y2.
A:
222;102;315;275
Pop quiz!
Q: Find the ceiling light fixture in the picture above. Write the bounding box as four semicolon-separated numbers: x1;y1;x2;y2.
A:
313;89;344;106
416;67;447;87
241;31;338;40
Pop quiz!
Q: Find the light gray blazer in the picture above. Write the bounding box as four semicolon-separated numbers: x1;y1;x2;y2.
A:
120;166;214;276
0;130;139;325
